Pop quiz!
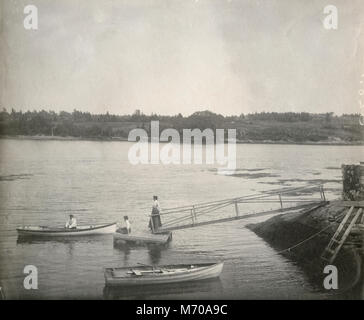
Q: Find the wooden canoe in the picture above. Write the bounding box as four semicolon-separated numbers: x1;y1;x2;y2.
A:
17;222;117;237
113;231;172;245
104;262;224;286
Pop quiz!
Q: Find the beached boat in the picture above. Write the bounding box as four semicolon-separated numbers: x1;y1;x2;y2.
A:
104;262;224;286
17;222;117;237
113;231;172;245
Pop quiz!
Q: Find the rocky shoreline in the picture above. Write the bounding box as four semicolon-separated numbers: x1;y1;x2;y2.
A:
247;200;363;299
1;135;364;146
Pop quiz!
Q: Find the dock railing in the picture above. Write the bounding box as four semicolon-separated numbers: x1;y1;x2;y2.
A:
153;184;328;232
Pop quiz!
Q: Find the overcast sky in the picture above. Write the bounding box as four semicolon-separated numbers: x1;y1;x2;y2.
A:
0;0;363;116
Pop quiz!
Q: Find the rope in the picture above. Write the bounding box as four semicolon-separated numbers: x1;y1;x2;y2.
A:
276;210;345;254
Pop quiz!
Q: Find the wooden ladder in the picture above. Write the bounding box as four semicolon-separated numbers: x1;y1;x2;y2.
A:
321;206;362;264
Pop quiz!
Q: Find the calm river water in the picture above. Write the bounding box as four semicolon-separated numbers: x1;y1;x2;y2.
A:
0;139;362;299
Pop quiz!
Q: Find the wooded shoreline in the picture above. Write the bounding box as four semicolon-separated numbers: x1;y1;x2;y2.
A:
1;134;364;146
1;109;363;144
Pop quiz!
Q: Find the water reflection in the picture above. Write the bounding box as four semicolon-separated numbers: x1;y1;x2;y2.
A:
148;246;163;265
113;241;168;266
16;235;112;245
113;243;132;263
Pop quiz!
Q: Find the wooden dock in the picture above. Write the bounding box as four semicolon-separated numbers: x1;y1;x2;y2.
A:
321;201;364;263
113;231;172;245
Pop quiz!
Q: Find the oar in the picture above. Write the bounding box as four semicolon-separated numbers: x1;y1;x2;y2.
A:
136;262;166;273
137;262;155;269
126;263;152;276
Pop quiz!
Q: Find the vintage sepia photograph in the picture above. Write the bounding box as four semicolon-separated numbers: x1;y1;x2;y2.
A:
0;0;363;304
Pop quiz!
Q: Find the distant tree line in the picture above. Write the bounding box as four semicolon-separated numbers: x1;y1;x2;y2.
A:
245;112;312;122
0;108;363;142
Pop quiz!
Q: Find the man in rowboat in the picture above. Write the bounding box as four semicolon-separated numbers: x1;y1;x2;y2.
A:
149;196;162;232
65;214;77;229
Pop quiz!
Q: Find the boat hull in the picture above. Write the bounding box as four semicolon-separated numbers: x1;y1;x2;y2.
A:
113;231;172;245
104;262;224;286
17;222;117;237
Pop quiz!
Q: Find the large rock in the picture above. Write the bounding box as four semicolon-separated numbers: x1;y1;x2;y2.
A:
247;201;362;298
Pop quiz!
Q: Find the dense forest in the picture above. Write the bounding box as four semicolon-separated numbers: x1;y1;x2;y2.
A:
0;108;363;143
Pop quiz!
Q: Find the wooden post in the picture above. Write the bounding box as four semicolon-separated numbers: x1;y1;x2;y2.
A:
321;185;326;201
342;164;364;200
192;205;197;221
190;209;195;225
234;201;239;217
319;186;323;200
279;194;283;209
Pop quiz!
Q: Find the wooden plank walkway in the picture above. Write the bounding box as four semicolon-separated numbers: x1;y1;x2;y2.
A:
156;201;327;233
149;185;327;233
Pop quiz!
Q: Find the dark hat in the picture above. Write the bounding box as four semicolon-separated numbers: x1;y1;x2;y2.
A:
69;214;74;218
153;195;158;200
124;215;128;220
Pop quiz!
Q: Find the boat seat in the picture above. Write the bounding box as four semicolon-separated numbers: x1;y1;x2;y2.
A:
131;269;142;276
161;269;170;274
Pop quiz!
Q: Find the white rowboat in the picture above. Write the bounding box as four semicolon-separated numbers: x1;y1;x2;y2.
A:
17;222;117;237
104;262;224;286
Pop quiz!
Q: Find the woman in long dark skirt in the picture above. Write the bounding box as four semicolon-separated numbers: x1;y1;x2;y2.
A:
149;195;162;232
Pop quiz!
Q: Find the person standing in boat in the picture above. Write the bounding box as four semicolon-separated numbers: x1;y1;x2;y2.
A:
65;214;77;229
149;196;162;232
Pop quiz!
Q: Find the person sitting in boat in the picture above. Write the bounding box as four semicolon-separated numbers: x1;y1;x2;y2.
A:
65;214;77;229
149;196;162;232
124;216;131;234
116;216;131;234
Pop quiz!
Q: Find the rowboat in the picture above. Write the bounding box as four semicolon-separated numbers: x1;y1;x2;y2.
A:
103;277;223;299
104;262;224;286
113;231;172;245
17;222;117;237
